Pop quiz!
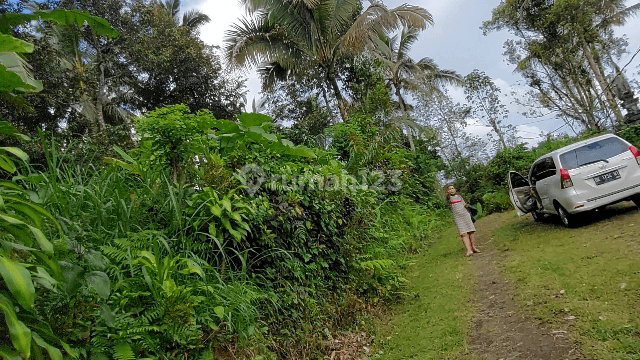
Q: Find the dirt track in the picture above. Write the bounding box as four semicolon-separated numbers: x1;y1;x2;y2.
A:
468;213;586;360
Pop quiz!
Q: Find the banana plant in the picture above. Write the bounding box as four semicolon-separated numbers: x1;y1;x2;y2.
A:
0;121;77;359
0;8;118;93
0;9;117;358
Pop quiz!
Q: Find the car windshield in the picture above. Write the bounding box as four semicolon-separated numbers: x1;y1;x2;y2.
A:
559;137;628;170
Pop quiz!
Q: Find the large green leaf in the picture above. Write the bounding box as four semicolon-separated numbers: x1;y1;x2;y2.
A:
0;214;54;255
0;256;35;310
0;293;31;358
32;332;63;360
0;345;22;360
0;10;119;38
0;147;29;162
32;251;63;282
86;271;110;299
0;121;18;135
102;157;142;176
34;266;58;291
0;153;16;172
238;112;271;128
0;53;43;92
59;262;85;295
0;34;33;53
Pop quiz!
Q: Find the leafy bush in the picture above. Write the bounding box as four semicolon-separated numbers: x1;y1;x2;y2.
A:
618;124;640;146
482;190;512;214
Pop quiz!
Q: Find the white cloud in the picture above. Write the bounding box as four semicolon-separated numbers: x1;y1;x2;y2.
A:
516;124;544;148
464;118;492;137
195;1;242;47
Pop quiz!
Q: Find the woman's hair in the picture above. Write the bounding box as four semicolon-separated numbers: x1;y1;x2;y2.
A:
444;184;455;202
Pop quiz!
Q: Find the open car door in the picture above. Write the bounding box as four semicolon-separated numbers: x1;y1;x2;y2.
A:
508;171;538;216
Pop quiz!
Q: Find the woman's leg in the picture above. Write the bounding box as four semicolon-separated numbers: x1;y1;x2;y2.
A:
469;232;481;253
460;233;473;256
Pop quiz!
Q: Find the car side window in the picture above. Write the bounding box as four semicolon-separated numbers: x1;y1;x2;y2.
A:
529;161;543;185
530;157;556;185
539;157;557;180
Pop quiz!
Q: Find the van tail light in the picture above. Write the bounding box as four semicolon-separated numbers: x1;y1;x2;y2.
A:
560;168;573;189
629;145;640;165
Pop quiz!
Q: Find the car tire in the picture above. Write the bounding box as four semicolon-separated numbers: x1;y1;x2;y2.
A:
555;204;576;228
531;210;543;222
632;195;640;208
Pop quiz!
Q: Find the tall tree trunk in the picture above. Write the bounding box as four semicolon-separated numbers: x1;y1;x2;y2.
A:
395;87;415;151
565;60;600;130
559;60;597;128
476;97;507;149
489;118;507;150
555;76;592;128
93;30;107;132
327;71;348;122
581;37;624;124
320;85;332;119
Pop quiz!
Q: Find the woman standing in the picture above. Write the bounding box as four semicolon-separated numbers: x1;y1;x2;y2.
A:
446;184;480;256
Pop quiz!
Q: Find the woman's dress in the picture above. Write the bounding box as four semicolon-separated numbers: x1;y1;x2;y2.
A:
449;194;476;234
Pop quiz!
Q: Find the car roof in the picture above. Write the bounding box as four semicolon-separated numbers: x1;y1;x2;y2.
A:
533;133;625;163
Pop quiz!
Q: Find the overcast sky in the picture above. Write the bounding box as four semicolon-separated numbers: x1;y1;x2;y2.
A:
182;0;640;147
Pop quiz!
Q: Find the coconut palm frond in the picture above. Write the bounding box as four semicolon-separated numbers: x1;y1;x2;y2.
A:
182;9;211;29
104;102;134;124
224;15;295;69
383;3;433;33
257;61;291;89
325;0;360;35
396;26;420;61
604;2;640;26
389;113;428;133
239;0;321;14
341;2;431;53
162;0;181;18
371;35;393;61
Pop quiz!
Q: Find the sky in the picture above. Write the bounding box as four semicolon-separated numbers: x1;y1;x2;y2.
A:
183;0;640;148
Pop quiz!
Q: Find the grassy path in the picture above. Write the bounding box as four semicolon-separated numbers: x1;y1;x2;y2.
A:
467;212;584;360
489;203;640;359
371;223;477;359
373;202;640;360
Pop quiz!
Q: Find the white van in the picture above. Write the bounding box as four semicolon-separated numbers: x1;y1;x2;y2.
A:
508;134;640;227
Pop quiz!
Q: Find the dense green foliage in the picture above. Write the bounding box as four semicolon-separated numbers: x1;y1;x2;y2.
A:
1;103;446;358
1;0;639;358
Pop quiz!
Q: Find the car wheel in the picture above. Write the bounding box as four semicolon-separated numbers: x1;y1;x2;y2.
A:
632;195;640;208
531;210;543;222
556;204;576;228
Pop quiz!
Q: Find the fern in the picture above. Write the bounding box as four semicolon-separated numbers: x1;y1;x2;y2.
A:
120;325;163;336
113;343;135;360
140;304;164;324
199;350;214;360
359;259;395;272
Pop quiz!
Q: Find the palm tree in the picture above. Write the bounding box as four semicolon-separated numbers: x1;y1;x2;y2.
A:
224;0;433;122
374;25;463;150
51;24;133;134
572;0;640;124
158;0;211;30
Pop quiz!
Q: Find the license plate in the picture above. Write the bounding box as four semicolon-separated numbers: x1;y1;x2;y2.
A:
594;170;621;185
